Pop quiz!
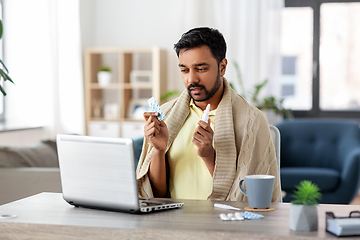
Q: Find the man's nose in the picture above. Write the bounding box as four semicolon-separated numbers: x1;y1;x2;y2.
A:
188;70;199;84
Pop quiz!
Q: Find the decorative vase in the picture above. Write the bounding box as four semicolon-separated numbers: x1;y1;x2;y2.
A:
289;204;318;231
97;71;111;87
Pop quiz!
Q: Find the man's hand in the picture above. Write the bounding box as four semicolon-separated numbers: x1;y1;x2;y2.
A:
192;119;215;175
143;112;169;197
143;112;169;152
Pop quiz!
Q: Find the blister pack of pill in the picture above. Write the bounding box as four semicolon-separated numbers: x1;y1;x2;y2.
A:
240;211;264;220
148;97;165;121
219;211;264;221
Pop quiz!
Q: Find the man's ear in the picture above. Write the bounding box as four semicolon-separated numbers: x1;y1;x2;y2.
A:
219;58;228;76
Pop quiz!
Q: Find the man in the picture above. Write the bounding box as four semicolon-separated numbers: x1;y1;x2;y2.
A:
136;27;280;202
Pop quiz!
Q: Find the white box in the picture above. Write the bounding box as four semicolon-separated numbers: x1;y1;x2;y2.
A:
121;121;144;139
130;70;152;84
88;121;120;138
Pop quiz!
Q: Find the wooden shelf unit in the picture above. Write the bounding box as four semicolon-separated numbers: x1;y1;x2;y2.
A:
84;47;167;138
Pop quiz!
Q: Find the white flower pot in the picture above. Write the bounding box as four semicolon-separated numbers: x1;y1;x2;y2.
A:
97;71;111;87
289;204;318;231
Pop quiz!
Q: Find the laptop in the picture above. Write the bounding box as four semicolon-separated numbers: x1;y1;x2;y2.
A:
56;134;184;213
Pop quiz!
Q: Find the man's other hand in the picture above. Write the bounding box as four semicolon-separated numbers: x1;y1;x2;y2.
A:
193;119;215;160
193;119;215;175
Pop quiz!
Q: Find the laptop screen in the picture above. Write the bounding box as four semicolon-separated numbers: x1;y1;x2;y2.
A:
57;135;139;212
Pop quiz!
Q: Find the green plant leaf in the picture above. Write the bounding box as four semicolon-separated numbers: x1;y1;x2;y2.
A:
232;61;294;119
0;20;13;96
252;79;268;104
0;84;6;96
233;61;246;98
0;59;9;73
160;90;180;102
291;180;321;205
99;66;111;72
0;69;14;84
229;83;235;90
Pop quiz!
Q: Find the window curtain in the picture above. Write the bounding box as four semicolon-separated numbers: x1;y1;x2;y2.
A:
179;0;284;101
4;0;84;138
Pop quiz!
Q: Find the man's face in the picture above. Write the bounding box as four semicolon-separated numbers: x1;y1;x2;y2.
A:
178;45;226;102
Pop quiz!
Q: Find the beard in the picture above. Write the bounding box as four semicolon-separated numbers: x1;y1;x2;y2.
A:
187;70;222;102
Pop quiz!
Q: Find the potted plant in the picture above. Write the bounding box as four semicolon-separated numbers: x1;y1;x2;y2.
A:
231;61;292;124
289;180;322;231
0;20;14;96
97;65;112;87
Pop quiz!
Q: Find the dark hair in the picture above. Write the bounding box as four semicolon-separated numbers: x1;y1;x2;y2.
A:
174;27;227;64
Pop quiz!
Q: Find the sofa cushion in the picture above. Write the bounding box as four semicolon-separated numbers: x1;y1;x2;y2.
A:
281;167;340;192
0;140;59;168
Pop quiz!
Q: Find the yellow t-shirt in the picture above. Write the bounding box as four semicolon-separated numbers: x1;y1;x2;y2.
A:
167;100;215;200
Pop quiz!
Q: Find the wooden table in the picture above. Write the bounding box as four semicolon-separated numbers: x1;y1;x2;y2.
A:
0;192;359;239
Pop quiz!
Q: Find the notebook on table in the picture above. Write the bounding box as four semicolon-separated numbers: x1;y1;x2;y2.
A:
56;134;184;213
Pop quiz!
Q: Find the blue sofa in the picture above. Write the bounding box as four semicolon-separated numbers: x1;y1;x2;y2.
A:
276;119;360;204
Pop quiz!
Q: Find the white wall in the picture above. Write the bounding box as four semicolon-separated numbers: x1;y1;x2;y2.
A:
1;0;281;146
2;0;57;146
1;0;192;146
79;0;283;98
79;0;187;91
2;0;85;146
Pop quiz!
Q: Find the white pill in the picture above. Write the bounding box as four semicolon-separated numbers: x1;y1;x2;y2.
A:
220;213;230;221
235;212;244;220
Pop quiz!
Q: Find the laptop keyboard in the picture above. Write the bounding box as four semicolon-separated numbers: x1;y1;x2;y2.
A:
139;200;165;207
